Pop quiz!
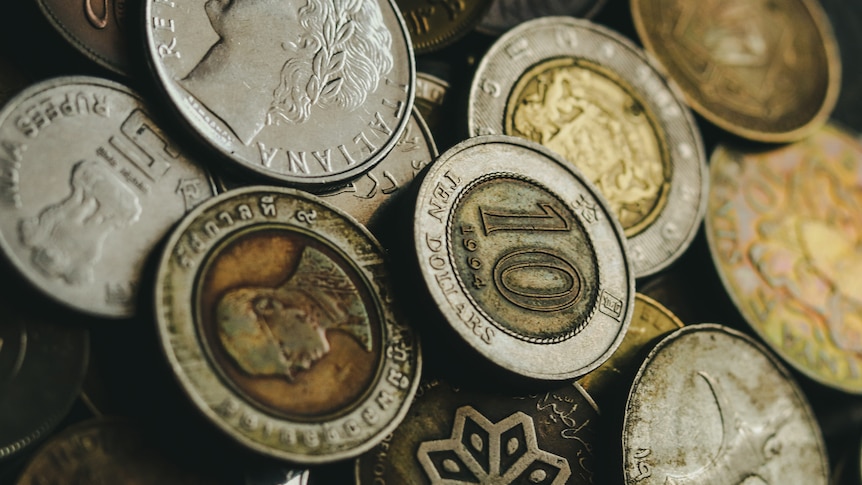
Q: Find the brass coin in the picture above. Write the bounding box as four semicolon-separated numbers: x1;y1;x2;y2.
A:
631;0;841;142
155;187;421;463
396;0;493;54
706;124;862;393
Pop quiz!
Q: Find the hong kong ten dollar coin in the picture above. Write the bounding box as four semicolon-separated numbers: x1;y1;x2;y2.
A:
468;17;708;278
413;135;634;381
155;186;421;463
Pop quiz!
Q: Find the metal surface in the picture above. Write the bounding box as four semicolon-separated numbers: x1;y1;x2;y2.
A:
414;73;449;142
623;324;828;484
477;0;607;36
396;0;493;53
0;76;216;318
144;0;415;188
468;17;707;278
155;186;421;463
414;135;633;380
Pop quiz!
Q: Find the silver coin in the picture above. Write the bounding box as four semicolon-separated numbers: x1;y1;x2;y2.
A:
468;17;708;278
413;135;633;380
144;0;415;188
0;76;216;318
478;0;607;35
623;324;828;484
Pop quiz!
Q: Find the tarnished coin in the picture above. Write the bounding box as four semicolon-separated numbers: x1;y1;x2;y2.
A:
156;187;420;463
478;0;607;36
414;135;633;380
396;0;493;53
145;0;415;188
631;0;840;143
0;76;216;317
468;17;707;278
577;293;682;399
355;379;600;484
706;125;862;393
318;108;437;231
623;324;828;484
36;0;131;75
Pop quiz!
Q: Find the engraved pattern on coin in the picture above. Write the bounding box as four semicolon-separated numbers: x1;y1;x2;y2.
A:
417;406;572;485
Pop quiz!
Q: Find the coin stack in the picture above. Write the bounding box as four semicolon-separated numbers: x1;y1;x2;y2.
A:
0;0;860;484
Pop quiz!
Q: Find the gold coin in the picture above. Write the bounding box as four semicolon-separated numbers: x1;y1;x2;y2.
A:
631;0;840;142
706;124;862;393
396;0;493;53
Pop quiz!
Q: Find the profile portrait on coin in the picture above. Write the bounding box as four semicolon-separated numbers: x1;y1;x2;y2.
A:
215;246;373;380
18;160;142;285
181;0;394;146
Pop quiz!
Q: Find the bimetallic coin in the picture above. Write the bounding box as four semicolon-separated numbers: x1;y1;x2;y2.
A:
396;0;493;53
36;0;131;75
468;17;707;278
319;108;437;231
631;0;840;143
145;0;415;187
623;324;828;484
355;379;600;484
414;135;633;380
156;187;421;463
577;293;682;399
478;0;607;36
0;76;216;317
706;125;862;393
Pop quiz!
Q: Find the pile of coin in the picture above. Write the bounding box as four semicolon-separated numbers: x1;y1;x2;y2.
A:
0;0;860;483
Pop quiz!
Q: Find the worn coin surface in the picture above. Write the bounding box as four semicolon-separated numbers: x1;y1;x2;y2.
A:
631;0;840;143
355;379;600;484
396;0;493;54
145;0;414;188
468;17;707;278
478;0;607;36
414;135;633;380
0;76;216;318
706;124;862;393
623;324;828;484
156;187;421;463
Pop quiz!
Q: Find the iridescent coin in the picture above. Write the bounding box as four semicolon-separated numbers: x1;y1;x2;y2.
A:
0;76;216;318
414;135;633;380
706;124;862;393
478;0;607;36
355;379;600;484
145;0;415;188
631;0;840;142
468;17;707;278
396;0;493;53
156;187;421;463
623;324;828;484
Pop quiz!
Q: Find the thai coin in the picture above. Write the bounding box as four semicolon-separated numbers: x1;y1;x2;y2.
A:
355;379;600;484
396;0;493;54
478;0;607;36
144;0;415;188
631;0;840;143
820;0;862;135
577;293;682;399
15;418;226;484
156;187;421;463
0;76;216;318
623;324;828;484
36;0;131;76
468;17;708;278
414;135;633;380
415;73;449;141
318;108;437;232
706;124;862;393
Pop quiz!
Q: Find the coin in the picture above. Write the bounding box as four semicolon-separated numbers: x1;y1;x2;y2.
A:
156;186;421;463
577;293;682;399
355;379;600;484
415;72;449;142
413;135;633;380
396;0;493;54
468;17;708;278
477;0;607;36
706;124;862;393
145;0;415;188
0;76;216;318
623;324;828;484
631;0;840;143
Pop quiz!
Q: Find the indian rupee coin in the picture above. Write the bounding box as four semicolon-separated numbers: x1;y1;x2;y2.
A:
468;17;707;278
396;0;493;53
0;76;216;318
631;0;840;142
413;135;633;380
478;0;607;36
623;324;828;484
155;187;421;463
144;0;415;188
